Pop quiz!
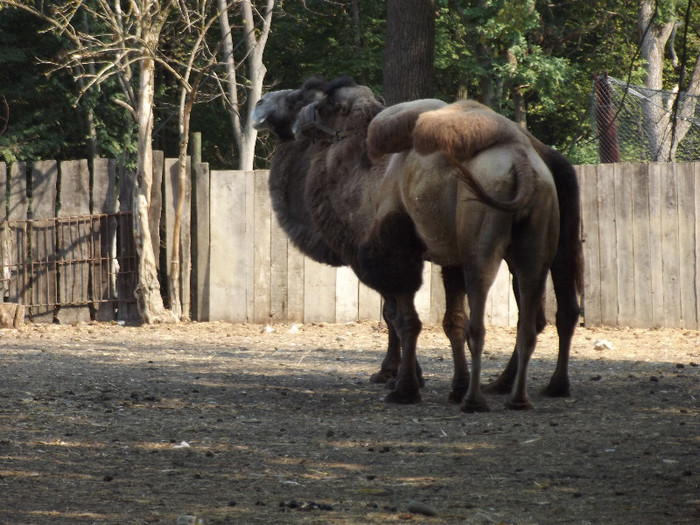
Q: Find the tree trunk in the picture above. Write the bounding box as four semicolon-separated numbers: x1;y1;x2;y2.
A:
383;0;436;105
133;50;176;324
639;0;677;161
218;0;273;170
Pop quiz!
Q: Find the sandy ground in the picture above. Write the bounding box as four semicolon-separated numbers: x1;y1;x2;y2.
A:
0;321;698;524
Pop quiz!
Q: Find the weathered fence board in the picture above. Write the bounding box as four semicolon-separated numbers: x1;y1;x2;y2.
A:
191;162;210;321
30;160;58;322
56;159;92;324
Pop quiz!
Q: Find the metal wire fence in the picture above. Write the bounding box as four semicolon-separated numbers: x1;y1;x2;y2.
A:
592;74;700;163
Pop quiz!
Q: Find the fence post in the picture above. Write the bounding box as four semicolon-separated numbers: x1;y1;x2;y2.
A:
595;73;621;163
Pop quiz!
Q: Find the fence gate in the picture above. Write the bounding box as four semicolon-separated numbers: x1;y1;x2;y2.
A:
0;159;138;323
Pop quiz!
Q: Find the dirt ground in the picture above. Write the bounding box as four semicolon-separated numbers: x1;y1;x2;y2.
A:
0;320;698;525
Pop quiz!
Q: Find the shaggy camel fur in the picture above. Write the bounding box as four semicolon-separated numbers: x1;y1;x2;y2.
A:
252;78;344;266
253;78;427;385
294;77;559;411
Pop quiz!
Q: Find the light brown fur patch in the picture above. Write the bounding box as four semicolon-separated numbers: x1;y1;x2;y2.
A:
413;100;528;160
367;99;447;162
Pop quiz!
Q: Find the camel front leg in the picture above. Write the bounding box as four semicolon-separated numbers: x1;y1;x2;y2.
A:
384;294;423;405
370;297;401;384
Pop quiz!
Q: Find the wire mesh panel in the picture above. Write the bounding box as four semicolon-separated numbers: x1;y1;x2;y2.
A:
593;75;700;163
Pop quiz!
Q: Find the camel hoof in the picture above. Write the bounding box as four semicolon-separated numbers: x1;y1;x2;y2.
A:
448;387;467;404
505;399;534;411
541;380;571;398
370;370;396;384
460;399;490;413
385;389;422;405
483;379;512;395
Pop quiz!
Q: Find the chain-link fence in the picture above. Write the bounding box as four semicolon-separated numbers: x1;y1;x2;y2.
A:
592;74;700;163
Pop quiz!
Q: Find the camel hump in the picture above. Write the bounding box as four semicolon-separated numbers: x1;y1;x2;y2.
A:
413;100;526;160
367;99;447;162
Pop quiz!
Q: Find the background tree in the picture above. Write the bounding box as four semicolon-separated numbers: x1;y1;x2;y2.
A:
639;0;700;161
383;0;435;104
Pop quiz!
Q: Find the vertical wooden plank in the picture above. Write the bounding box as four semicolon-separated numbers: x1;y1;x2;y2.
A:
286;243;305;322
0;162;6;221
676;163;697;328
614;163;636;326
7;162;29;309
358;281;382;321
0;163;8;302
414;262;432;321
30;160;58;323
631;163;654;328
270;202;289;322
191;162;210;321
335;265;359;323
303;257;336;323
209;170;248;321
92;157;117;321
164;156;192;318
660;164;681;326
116;168;139;322
151;151;164;270
695;162;700;328
647;163;665;327
579;164;602;325
180;158;192;320
253;170;271;323
597;163;619;324
163;157;177;305
429;263;445;325
487;261;511;326
244;171;256;321
56;160;91;324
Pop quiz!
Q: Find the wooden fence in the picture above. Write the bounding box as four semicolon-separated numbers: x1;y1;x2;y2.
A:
5;157;698;328
0;153;204;324
205;162;700;329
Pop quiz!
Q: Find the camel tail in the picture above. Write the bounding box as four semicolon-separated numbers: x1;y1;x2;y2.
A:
446;150;536;220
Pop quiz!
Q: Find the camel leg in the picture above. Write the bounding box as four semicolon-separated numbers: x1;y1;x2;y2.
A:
460;255;503;413
384;294;423;405
504;279;544;410
503;215;557;410
370;298;401;384
484;273;547;395
441;266;469;403
373;297;425;388
541;256;579;397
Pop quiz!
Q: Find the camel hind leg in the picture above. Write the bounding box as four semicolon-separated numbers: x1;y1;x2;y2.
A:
459;252;504;413
441;266;469;403
503;213;559;410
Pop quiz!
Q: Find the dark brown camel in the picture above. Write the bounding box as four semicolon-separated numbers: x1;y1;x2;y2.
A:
252;77;426;386
293;77;559;411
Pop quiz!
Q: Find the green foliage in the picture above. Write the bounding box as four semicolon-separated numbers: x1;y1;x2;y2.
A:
1;0;699;165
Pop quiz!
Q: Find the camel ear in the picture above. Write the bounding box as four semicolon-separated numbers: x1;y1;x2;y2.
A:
374;94;385;105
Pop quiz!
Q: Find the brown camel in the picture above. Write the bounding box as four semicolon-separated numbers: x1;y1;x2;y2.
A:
366;95;583;401
292;77;559;411
254;78;583;406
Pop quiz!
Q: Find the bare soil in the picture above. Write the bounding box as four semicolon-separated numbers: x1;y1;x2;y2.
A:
0;321;698;524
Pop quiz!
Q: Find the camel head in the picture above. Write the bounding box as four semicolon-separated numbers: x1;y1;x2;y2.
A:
292;76;384;142
251;76;327;141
